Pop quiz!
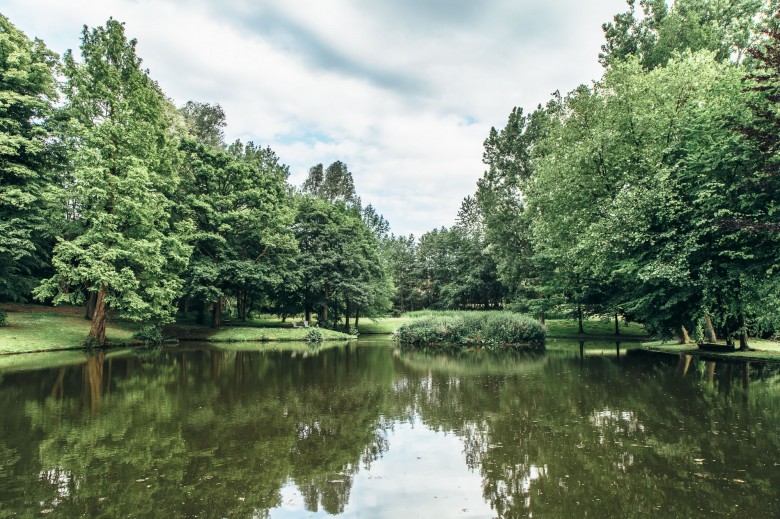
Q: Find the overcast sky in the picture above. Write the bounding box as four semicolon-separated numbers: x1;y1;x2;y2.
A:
5;0;627;237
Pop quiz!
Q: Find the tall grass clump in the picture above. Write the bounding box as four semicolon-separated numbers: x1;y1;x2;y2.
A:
396;311;545;348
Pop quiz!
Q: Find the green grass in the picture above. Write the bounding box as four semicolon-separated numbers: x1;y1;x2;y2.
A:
164;322;354;342
545;318;647;338
0;305;138;354
357;313;648;338
0;305;354;355
357;317;414;334
642;338;780;361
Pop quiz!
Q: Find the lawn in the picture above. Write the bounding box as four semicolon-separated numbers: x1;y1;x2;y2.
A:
165;322;354;342
545;318;647;338
642;338;780;362
0;305;355;355
357;317;414;334
0;304;138;354
357;313;648;339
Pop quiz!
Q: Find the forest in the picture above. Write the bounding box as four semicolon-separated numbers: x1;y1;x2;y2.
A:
2;0;780;349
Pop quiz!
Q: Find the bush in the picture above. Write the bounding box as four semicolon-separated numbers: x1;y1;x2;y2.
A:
305;328;324;343
133;324;164;346
396;311;545;349
0;309;6;327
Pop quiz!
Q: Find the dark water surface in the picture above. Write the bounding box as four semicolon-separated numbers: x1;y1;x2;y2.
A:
1;339;779;518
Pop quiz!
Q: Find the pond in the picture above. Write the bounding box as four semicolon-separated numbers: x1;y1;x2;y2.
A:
0;338;779;518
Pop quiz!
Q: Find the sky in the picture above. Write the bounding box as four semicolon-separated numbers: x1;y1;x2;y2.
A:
4;0;628;237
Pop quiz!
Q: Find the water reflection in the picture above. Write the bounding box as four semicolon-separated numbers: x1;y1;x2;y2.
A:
0;340;778;518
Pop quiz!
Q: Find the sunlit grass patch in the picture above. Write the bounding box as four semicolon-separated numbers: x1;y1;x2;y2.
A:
0;305;138;354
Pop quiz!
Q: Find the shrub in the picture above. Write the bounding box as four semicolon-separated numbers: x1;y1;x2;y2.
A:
396;311;545;348
305;328;324;343
0;309;6;327
133;324;164;346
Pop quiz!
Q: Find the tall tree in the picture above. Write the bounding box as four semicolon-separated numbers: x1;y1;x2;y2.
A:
600;0;763;69
177;137;296;326
35;19;191;345
179;101;226;149
0;15;59;301
302;161;360;206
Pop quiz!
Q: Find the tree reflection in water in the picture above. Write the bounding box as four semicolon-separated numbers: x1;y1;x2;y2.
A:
0;342;778;518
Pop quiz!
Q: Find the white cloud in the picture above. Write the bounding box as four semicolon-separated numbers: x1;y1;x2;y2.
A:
4;0;628;236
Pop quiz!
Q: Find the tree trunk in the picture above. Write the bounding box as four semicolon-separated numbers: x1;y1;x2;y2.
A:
305;304;312;324
355;306;360;330
614;313;620;336
88;289;108;346
322;287;329;326
85;290;98;320
738;313;749;351
196;302;205;325
678;325;691;345
212;298;222;328
577;304;584;334
704;313;717;342
344;298;351;332
237;292;247;321
539;312;545;325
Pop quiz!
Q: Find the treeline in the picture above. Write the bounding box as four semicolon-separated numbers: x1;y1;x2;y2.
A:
414;0;780;347
0;16;391;344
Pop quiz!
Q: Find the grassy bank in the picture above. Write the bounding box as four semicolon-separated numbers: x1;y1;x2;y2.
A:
545;318;647;338
357;317;413;334
641;339;780;362
165;322;354;342
0;304;138;354
357;312;648;339
0;304;355;355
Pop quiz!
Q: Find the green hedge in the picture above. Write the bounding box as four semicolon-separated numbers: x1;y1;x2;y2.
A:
395;311;545;348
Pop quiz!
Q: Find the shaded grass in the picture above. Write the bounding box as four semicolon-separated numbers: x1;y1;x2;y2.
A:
165;322;354;342
357;317;413;334
0;305;138;354
0;305;354;355
545;318;647;338
642;338;780;362
358;312;648;338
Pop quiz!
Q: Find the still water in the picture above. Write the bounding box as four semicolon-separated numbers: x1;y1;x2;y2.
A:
0;339;779;518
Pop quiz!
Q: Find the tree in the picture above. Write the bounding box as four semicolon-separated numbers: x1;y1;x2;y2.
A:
294;196;387;327
475;104;556;312
177;137;297;325
0;15;59;302
302;161;360;207
35;19;191;345
179;101;227;149
600;0;764;69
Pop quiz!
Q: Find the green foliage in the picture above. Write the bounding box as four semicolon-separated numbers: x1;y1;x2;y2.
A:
0;15;59;302
34;19;191;335
301;161;360;206
305;328;324;343
396;311;546;347
600;0;764;69
0;310;6;327
177;134;297;324
132;324;164;346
